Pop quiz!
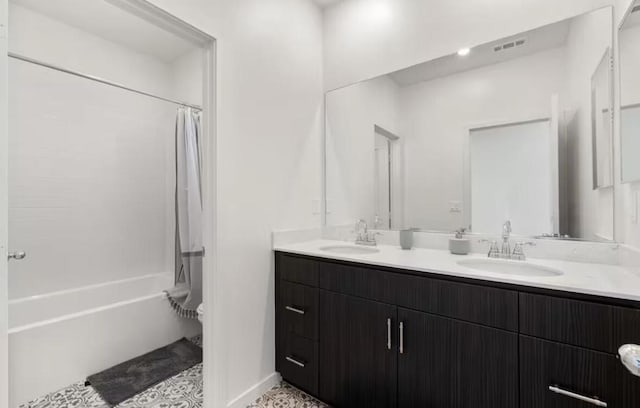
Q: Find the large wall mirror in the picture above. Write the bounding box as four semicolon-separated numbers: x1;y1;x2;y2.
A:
620;0;640;184
325;7;614;241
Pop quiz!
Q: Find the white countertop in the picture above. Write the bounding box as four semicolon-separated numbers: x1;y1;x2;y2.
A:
274;240;640;303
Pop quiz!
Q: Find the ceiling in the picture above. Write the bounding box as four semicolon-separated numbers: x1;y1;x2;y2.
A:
390;19;571;87
11;0;199;62
313;0;345;9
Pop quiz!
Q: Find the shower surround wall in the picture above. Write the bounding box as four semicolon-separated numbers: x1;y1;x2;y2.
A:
8;3;201;298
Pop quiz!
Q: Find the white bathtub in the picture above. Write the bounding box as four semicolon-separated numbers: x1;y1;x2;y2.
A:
8;273;201;407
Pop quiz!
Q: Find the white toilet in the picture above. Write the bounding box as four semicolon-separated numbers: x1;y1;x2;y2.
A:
197;303;204;323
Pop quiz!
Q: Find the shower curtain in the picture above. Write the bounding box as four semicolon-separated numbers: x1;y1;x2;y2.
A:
166;107;203;319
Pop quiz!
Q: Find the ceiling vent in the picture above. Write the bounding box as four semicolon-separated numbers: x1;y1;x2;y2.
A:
493;38;526;52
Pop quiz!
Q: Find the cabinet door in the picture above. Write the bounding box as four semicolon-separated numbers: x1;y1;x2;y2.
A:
397;308;518;408
319;291;397;408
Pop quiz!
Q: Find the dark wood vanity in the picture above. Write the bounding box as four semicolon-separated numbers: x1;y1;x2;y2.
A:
275;251;640;407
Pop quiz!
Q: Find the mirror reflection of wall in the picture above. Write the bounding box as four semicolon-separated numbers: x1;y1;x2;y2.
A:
620;1;640;184
325;7;614;241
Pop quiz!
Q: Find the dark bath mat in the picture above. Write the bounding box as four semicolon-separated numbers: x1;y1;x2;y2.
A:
86;338;202;406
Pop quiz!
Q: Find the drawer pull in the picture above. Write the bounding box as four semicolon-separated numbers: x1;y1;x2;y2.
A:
548;385;607;407
285;356;306;368
285;306;305;315
387;318;392;350
399;322;405;354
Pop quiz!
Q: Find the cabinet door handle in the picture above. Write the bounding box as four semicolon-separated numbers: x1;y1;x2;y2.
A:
387;318;392;350
548;385;607;407
285;356;306;368
399;321;404;354
285;306;305;315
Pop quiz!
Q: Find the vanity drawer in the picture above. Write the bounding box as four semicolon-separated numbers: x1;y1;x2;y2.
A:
277;333;318;395
520;293;613;352
318;259;517;331
520;335;622;408
318;261;397;304
396;275;518;331
277;253;318;287
279;281;318;340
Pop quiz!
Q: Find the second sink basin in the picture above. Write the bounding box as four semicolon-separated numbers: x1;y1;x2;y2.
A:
457;258;563;277
320;245;380;255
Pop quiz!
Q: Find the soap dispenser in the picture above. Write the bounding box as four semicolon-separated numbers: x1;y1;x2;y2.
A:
449;228;471;255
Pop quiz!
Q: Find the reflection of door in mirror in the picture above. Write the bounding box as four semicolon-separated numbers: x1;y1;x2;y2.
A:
374;131;391;230
620;2;640;184
590;49;613;189
469;120;557;237
373;125;399;230
622;105;640;182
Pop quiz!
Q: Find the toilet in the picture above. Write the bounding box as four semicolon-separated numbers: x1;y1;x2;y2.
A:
197;303;204;323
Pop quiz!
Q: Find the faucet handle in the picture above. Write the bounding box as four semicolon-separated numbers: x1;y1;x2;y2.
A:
512;241;535;261
479;239;500;258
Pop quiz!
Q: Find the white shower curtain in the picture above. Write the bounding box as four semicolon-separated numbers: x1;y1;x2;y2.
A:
166;107;203;319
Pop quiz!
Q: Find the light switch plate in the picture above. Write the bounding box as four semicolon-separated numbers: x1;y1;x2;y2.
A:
449;200;462;213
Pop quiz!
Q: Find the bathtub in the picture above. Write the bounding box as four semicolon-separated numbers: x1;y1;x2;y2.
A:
8;273;201;407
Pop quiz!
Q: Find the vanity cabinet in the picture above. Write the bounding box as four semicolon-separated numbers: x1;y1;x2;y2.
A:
275;252;640;407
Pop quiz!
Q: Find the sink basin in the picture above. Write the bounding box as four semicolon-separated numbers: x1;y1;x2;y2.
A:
320;245;380;255
457;258;563;277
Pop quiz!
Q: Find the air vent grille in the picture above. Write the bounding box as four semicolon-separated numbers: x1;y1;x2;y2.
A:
494;38;526;52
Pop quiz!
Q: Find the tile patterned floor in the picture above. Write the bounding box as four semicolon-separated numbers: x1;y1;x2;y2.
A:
248;383;328;408
19;335;326;408
20;336;203;408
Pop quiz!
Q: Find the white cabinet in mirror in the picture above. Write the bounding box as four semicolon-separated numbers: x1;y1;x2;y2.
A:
325;6;615;242
620;0;640;184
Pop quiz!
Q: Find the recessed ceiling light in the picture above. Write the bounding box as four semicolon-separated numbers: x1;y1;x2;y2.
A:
457;48;471;56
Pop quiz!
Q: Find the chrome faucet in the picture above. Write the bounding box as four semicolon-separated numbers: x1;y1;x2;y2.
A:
501;221;512;258
479;221;537;260
354;219;380;246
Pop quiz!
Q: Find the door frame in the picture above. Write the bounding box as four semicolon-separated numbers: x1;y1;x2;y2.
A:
0;0;9;406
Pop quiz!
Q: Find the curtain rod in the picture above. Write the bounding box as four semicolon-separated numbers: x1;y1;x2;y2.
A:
8;52;202;111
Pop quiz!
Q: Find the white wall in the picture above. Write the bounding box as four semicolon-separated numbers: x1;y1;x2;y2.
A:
322;0;612;90
143;1;324;405
170;48;204;106
9;4;174;98
563;8;614;240
400;48;565;233
326;75;400;227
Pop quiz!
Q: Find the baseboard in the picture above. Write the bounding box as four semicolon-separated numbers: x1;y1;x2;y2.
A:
226;372;281;408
